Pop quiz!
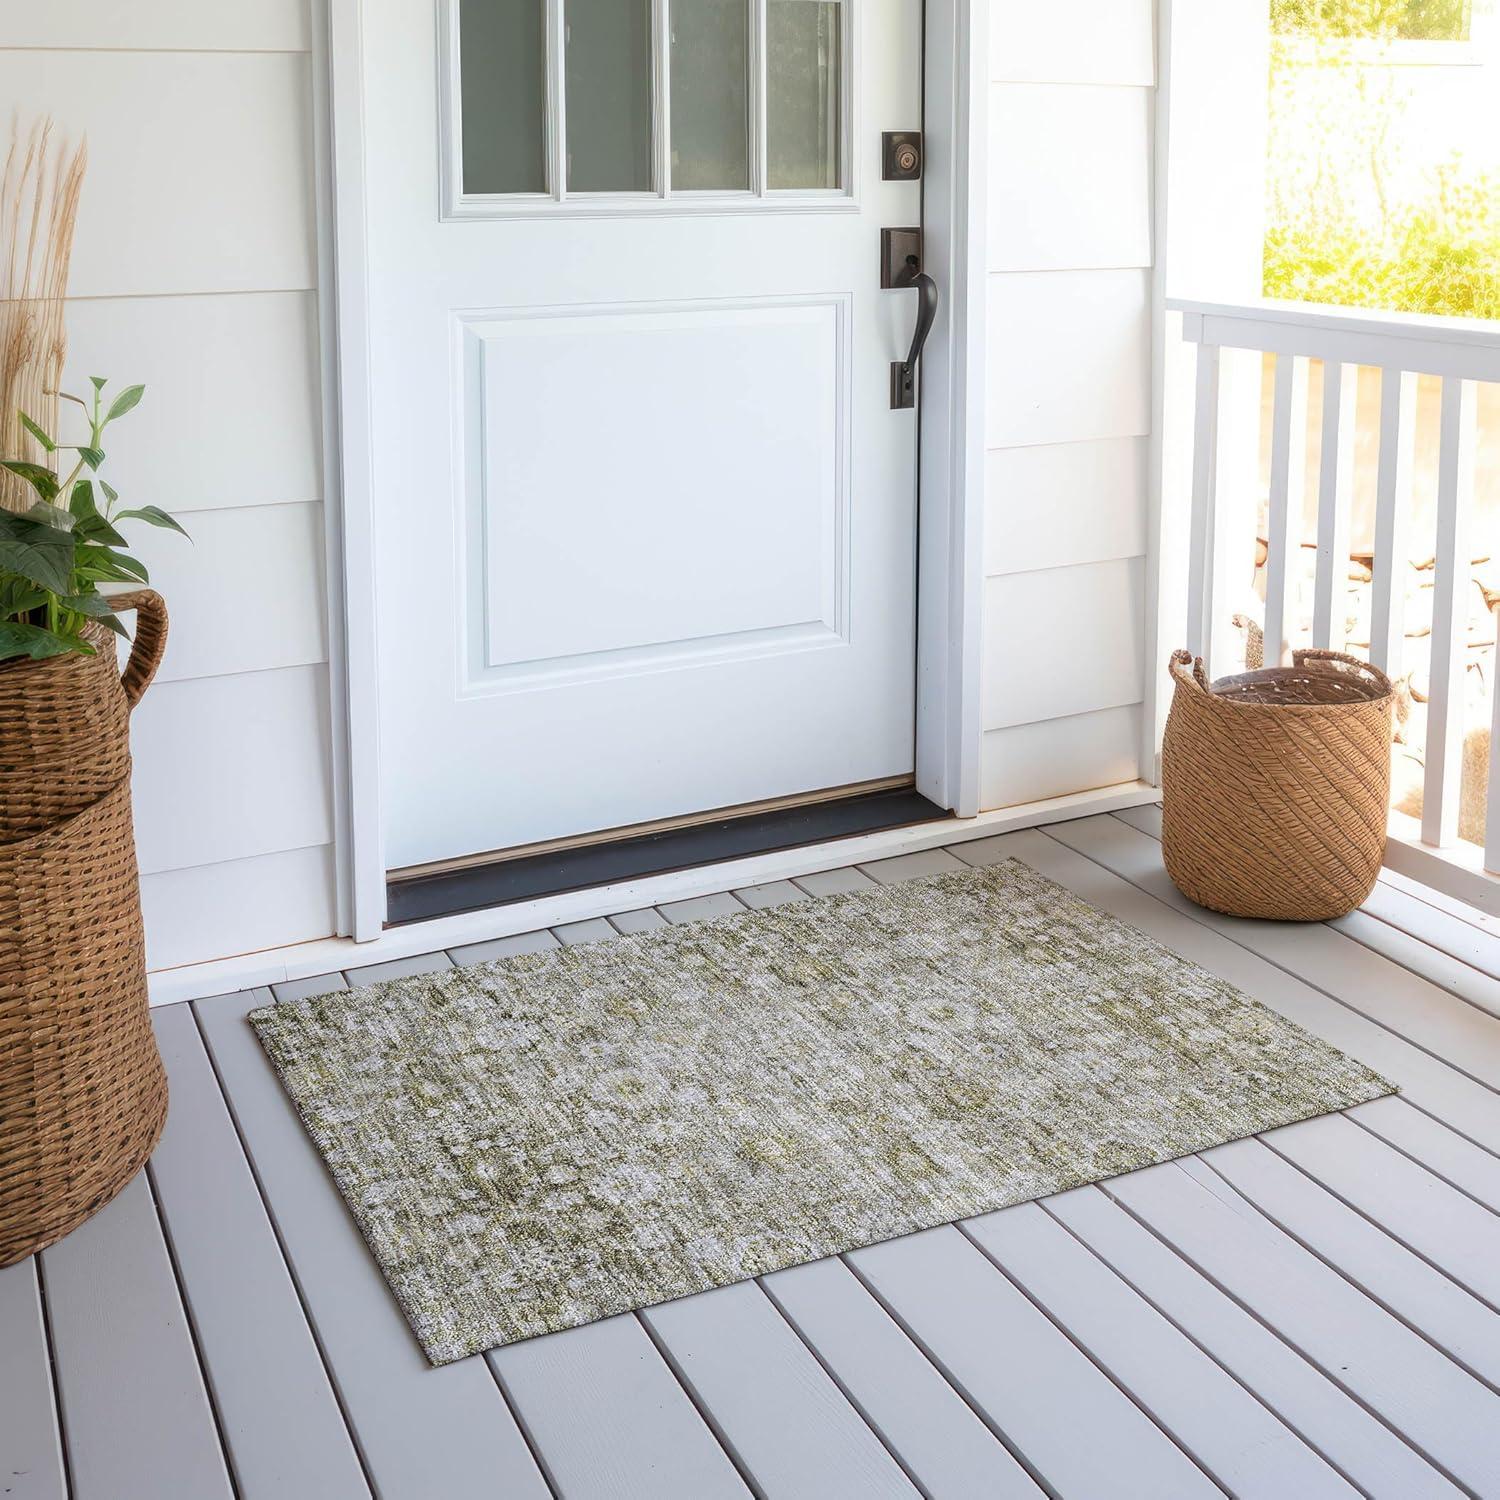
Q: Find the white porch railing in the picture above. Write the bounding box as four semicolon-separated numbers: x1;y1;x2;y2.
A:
1168;298;1500;913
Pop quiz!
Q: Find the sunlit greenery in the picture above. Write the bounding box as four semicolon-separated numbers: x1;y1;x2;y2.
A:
1263;0;1498;318
1271;0;1470;41
1265;170;1500;317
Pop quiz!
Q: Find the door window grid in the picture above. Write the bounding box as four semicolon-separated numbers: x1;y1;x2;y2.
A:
442;0;851;215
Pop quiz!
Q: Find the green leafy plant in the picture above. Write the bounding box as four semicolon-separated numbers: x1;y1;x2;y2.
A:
0;379;187;664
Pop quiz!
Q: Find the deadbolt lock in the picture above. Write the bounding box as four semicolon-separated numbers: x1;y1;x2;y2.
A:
882;131;922;181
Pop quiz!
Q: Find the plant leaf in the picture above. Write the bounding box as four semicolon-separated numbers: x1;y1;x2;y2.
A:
75;514;128;548
89;376;107;392
1;583;47;616
0;459;60;502
69;481;127;547
0;621;92;663
62;591;113;617
117;504;189;538
104;384;145;423
18;412;56;452
0;510;75;593
76;446;105;470
75;544;148;584
25;499;76;531
100;480;119;505
61;597;127;636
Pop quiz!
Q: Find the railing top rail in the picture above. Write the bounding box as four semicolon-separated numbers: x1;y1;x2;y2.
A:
1167;297;1500;379
1168;296;1500;349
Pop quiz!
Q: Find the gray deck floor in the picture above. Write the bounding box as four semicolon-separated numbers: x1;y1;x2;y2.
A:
6;808;1500;1499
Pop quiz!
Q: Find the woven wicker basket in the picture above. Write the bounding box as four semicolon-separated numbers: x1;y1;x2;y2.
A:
1;590;170;1266
1161;647;1394;922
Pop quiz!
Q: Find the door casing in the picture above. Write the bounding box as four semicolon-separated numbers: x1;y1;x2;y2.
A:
314;0;989;940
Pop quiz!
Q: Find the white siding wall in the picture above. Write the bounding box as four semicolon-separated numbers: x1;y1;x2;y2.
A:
980;0;1157;809
1;7;340;969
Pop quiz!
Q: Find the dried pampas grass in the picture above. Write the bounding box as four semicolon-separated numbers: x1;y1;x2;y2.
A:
1;117;87;513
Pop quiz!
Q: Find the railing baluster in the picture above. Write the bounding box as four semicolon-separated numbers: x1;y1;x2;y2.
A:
1422;377;1477;849
1186;341;1221;668
1265;353;1308;668
1312;362;1358;651
1370;367;1417;678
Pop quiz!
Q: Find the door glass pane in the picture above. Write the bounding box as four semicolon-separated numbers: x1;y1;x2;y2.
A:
670;0;750;191
767;0;842;190
460;0;547;194
566;0;654;192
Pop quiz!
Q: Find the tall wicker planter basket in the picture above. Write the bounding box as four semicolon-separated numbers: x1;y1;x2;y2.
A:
1161;647;1395;922
0;590;170;1267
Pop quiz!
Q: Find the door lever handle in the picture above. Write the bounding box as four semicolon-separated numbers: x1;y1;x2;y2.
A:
891;258;938;410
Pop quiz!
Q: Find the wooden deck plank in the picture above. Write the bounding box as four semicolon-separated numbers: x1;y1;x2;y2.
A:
342;950;454;986
846;1224;1220;1497
1332;910;1500;1020
1049;816;1500;1094
447;929;560;965
1258;1115;1500;1309
640;1279;918;1499
272;971;351;1003
792;866;877;896
149;1003;370;1498
1046;1184;1459;1499
1204;1136;1500;1388
1114;803;1500;1017
551;918;619;946
194;988;550;1500
761;1255;1045;1499
488;1314;749;1499
964;1201;1357;1497
1000;823;1500;1154
730;879;807;910
0;1256;67;1500
1350;1096;1500;1210
1108;1160;1500;1495
656;892;747;925
41;1173;233;1500
607;908;668;934
1358;881;1500;983
856;848;969;884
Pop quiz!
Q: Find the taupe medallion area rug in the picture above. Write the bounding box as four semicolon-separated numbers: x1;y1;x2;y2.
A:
250;860;1394;1365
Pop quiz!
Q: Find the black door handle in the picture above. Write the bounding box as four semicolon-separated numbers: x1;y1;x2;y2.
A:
891;261;938;409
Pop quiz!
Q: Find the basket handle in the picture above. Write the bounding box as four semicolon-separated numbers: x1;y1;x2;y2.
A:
1293;647;1396;697
1168;649;1211;692
108;588;169;710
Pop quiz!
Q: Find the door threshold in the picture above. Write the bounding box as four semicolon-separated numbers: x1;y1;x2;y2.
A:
146;783;1163;1006
386;786;950;927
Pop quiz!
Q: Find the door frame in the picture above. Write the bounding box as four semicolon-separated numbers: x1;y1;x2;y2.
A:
316;0;990;941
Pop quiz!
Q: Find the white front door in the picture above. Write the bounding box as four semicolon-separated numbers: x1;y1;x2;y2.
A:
363;0;925;871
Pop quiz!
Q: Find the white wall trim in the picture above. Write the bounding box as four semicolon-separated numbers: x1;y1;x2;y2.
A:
147;779;1160;1004
325;0;387;939
323;0;988;935
1141;0;1171;785
309;0;353;935
916;0;988;818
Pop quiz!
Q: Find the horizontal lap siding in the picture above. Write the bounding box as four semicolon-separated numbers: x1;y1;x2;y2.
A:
5;23;340;968
981;3;1156;810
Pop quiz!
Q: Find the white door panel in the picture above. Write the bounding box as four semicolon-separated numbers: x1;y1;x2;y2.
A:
473;299;842;671
365;0;922;868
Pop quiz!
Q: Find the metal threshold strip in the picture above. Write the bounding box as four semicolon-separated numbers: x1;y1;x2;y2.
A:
386;783;950;927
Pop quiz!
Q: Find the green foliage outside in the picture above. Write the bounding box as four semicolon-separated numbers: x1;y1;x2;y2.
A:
1265;169;1500;317
1263;0;1500;318
1271;0;1470;41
